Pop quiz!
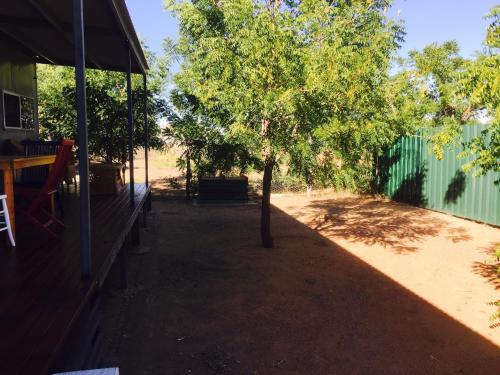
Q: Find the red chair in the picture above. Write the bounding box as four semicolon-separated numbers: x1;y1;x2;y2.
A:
16;139;75;238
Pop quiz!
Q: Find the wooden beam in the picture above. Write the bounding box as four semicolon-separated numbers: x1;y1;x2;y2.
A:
107;0;148;74
0;27;57;64
27;0;103;70
0;14;118;36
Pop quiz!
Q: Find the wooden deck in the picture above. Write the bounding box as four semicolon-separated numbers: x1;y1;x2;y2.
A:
0;183;151;375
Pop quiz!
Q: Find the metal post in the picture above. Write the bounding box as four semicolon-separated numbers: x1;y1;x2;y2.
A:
73;0;91;277
127;46;135;208
143;74;149;188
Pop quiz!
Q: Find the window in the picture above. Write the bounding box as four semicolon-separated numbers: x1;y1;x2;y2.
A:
2;91;35;130
3;92;21;128
20;96;35;129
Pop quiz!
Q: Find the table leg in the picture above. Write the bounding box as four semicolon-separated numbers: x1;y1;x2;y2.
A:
3;168;16;240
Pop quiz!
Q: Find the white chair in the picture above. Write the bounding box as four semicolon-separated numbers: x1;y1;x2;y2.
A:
0;194;15;247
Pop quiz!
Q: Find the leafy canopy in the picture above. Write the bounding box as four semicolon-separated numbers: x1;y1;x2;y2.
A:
459;6;500;179
38;45;169;163
167;0;404;185
390;6;499;181
164;89;260;176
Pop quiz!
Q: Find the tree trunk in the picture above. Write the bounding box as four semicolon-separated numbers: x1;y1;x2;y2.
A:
370;152;379;195
261;159;274;248
306;185;313;196
185;152;192;200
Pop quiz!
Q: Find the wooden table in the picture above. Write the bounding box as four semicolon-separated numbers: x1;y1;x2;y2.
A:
0;155;56;239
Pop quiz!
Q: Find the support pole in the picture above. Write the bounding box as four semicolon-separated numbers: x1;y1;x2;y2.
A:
143;74;149;188
73;0;91;277
127;46;135;209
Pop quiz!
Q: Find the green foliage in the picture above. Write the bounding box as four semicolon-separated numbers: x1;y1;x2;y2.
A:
402;41;469;158
286;139;373;191
167;0;404;187
270;172;307;193
459;7;500;181
38;46;168;163
490;243;500;326
392;7;499;183
164;90;261;176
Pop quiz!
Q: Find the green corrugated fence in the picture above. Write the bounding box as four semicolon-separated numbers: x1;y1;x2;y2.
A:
380;124;499;226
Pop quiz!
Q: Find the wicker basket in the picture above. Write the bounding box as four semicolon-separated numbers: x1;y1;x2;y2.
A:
89;162;124;195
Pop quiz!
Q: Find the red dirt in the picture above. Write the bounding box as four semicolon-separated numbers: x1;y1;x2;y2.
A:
101;182;500;374
274;193;500;343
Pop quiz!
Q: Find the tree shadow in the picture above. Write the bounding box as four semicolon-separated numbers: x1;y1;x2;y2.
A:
444;226;473;243
150;176;188;201
373;146;401;193
472;242;500;290
444;169;467;205
301;196;470;254
392;165;428;206
101;192;500;374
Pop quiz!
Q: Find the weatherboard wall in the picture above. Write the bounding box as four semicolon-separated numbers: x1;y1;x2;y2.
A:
0;50;39;153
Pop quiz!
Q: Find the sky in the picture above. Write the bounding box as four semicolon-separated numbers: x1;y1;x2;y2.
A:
389;0;497;58
125;0;178;56
125;0;498;64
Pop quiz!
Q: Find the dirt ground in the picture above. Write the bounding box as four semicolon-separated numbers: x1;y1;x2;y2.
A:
100;179;500;375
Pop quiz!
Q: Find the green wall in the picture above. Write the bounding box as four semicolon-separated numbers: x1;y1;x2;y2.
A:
381;125;499;226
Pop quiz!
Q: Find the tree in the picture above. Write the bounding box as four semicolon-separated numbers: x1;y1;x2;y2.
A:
163;91;206;199
37;45;169;163
391;6;499;183
164;90;260;185
167;0;403;247
459;6;499;181
401;41;471;159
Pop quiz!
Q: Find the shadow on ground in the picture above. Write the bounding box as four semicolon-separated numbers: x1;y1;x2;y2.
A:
472;242;500;291
290;197;473;254
471;242;500;329
100;185;499;375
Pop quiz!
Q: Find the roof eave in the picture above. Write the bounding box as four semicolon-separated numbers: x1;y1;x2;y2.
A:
108;0;149;74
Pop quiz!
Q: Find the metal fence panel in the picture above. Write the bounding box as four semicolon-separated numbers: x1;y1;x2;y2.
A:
382;124;499;226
